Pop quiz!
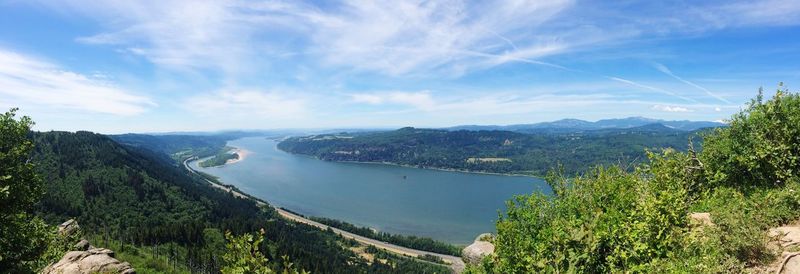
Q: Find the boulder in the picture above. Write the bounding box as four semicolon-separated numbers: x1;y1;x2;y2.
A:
42;247;135;274
770;226;800;248
73;239;91;251
57;219;80;236
462;233;495;265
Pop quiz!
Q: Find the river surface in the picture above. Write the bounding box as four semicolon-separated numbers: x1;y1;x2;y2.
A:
192;137;552;245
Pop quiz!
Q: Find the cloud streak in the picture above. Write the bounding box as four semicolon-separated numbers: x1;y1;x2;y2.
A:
607;76;697;103
0;48;154;115
653;63;732;104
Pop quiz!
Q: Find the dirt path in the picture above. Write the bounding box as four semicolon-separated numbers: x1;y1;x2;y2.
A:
183;157;465;273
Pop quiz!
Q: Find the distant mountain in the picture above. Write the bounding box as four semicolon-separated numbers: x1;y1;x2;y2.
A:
446;117;725;133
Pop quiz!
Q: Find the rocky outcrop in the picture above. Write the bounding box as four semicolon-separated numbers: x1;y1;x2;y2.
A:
42;219;135;274
462;233;495;265
57;219;80;236
42;248;135;274
770;226;800;248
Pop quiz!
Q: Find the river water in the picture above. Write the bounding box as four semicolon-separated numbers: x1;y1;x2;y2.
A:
192;137;551;244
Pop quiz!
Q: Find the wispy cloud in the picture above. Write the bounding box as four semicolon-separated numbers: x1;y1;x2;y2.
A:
607;76;697;103
653;63;731;103
0;48;154;115
184;89;308;119
34;0;800;78
651;104;692;112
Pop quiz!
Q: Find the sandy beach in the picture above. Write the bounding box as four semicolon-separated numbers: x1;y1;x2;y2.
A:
225;148;251;164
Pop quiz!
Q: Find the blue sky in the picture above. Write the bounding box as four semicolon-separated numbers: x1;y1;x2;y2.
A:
0;0;799;133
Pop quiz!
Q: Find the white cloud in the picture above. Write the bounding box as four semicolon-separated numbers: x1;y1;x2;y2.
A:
0;49;154;115
351;91;435;110
301;0;575;75
651;104;692;112
184;89;308;119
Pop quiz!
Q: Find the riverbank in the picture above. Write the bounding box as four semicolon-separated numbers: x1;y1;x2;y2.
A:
182;156;466;272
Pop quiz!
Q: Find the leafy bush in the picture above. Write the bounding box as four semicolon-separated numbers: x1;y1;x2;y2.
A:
492;166;688;273
222;229;307;274
701;84;800;189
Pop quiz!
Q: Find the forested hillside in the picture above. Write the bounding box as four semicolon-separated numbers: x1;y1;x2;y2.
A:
110;133;231;162
25;130;447;273
278;124;704;175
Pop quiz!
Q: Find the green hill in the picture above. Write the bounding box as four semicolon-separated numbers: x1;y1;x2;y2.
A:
278;124;705;176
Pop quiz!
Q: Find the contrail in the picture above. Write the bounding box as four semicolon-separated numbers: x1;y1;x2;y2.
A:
653;63;732;104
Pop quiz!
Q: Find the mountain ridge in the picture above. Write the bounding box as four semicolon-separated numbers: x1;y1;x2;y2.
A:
446;116;725;132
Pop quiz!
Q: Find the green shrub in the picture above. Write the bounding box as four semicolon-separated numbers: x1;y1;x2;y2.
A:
493;166;688;273
701;84;800;190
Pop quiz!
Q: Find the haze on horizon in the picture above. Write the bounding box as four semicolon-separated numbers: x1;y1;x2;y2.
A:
1;0;799;134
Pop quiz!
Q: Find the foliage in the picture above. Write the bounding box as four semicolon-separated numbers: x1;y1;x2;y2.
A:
34;224;84;271
361;245;450;274
492;166;688;273
480;86;800;273
278;124;704;176
309;216;462;256
221;229;307;274
0;108;51;273
701;84;800;189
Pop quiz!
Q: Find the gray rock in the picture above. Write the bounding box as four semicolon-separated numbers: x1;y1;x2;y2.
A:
74;239;90;251
57;219;80;236
42;247;135;274
779;252;800;274
462;233;495;265
770;226;800;248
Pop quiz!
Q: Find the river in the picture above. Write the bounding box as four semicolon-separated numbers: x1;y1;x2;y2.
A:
191;137;552;245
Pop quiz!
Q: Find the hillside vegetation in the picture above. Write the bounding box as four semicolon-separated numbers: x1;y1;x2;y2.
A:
278;124;704;176
466;86;800;273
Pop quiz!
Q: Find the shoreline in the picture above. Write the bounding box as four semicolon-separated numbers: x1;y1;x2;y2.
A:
225;147;251;165
274;145;539;178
